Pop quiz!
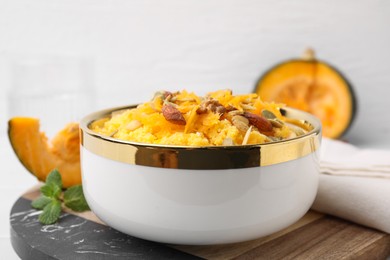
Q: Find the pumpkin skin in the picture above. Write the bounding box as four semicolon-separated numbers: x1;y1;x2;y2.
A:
255;49;357;138
8;118;81;188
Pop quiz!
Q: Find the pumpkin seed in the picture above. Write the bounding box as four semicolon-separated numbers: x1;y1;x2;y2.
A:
261;109;277;119
232;115;249;132
286;123;306;136
285;118;312;131
153;90;172;101
228;110;243;117
270;119;284;128
241;104;256;110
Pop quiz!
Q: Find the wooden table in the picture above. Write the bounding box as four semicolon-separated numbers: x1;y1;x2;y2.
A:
10;187;390;259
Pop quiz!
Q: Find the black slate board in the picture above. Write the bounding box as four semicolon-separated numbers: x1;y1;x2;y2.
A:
11;188;390;259
10;197;202;260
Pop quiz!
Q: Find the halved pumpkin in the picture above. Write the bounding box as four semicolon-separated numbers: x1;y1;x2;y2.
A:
255;48;357;138
8;118;81;188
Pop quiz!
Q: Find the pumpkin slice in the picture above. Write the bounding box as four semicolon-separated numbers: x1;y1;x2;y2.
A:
8;118;81;188
255;48;357;138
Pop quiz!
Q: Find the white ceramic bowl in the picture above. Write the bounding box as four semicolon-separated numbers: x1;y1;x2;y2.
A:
80;106;321;245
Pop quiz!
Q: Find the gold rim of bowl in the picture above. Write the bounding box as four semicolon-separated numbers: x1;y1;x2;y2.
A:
80;105;322;170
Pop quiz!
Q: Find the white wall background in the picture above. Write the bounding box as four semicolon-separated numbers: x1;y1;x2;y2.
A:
0;0;389;147
0;1;389;256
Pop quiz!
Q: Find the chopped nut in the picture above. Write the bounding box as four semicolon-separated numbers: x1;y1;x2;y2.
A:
225;105;237;112
197;99;226;114
287;124;306;136
153;90;175;103
215;105;227;114
177;98;196;102
285;118;313;131
228;110;243;117
162;91;173;99
162;104;186;125
126;120;142;131
242;126;253;145
196;105;208;114
153;90;170;99
288;131;297;139
232;115;249;132
243;112;273;133
241;104;256;110
111;109;127;118
94;89;301;146
222;137;234;146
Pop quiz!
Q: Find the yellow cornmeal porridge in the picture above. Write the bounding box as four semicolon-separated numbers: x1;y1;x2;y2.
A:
91;90;310;146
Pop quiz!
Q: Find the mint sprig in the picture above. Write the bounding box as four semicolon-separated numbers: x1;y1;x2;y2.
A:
31;169;90;225
64;185;90;212
40;183;62;199
46;169;62;188
39;200;62;225
31;196;52;209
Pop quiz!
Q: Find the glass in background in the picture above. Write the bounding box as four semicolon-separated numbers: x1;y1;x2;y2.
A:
7;55;95;138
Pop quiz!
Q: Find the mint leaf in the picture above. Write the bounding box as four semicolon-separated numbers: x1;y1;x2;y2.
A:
46;169;62;189
64;185;90;212
39;200;62;225
40;183;61;199
40;169;63;199
32;169;90;225
31;196;52;210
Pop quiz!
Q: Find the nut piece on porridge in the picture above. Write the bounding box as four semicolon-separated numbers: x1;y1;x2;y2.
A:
91;89;312;146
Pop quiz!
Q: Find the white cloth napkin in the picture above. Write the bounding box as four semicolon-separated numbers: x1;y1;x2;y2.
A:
311;138;390;234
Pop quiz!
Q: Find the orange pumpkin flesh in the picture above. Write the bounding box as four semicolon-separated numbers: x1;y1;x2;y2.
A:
8;117;81;188
255;49;356;138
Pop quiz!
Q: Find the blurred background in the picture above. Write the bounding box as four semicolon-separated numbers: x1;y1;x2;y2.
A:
1;0;390;147
0;0;389;256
